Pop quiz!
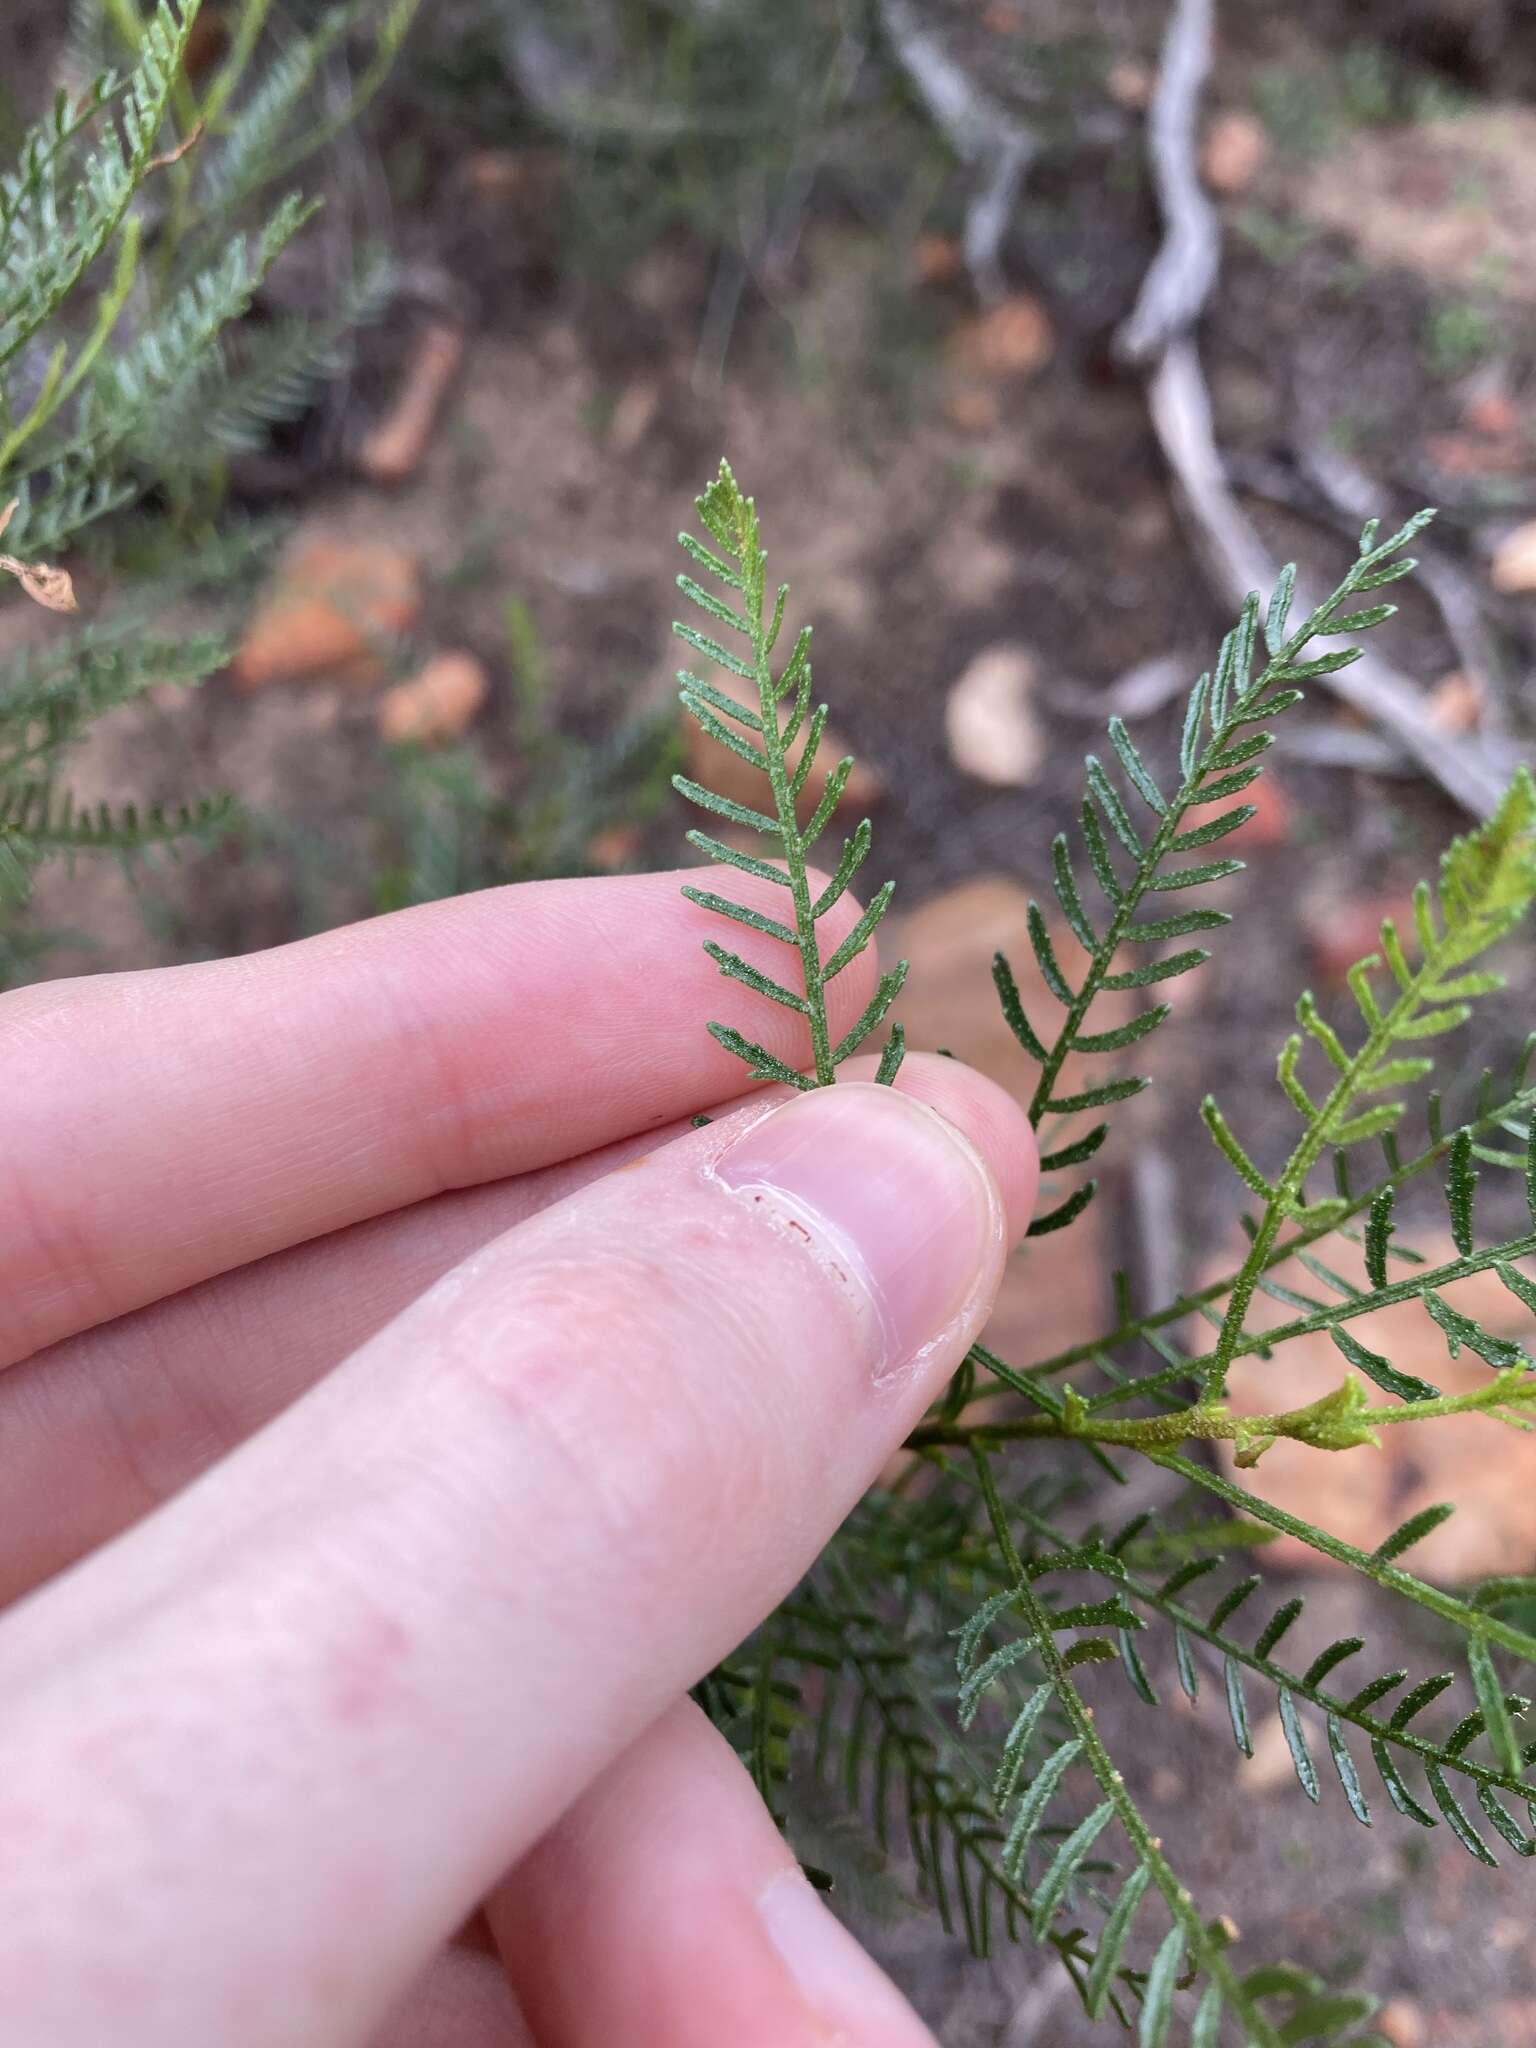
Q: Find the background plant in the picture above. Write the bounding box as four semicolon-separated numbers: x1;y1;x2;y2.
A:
679;460;1536;2047
365;594;678;916
0;0;416;979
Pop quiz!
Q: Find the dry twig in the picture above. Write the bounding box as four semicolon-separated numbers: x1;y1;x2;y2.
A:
1113;0;1216;366
0;501;77;614
878;0;1036;303
1118;0;1513;819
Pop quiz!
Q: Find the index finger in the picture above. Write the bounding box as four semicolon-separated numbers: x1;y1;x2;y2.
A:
0;1073;1033;2045
0;867;878;1366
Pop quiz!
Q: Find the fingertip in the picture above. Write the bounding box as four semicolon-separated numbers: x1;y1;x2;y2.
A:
491;1702;939;2048
711;1080;1008;1384
885;1052;1039;1247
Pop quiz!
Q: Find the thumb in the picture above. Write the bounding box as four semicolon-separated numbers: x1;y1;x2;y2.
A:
0;1068;1035;2048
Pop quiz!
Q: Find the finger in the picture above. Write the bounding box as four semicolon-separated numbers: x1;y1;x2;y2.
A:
490;1699;936;2048
369;1947;535;2048
0;1077;1033;2046
0;1054;1033;1607
0;868;877;1365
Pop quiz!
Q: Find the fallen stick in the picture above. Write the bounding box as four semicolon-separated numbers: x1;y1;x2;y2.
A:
878;0;1036;303
1148;340;1515;818
1117;0;1513;818
1113;0;1217;366
358;321;465;487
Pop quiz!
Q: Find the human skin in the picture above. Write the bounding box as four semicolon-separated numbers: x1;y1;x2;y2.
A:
0;868;1037;2046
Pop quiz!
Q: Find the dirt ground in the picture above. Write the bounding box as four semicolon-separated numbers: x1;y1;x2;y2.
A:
12;2;1536;2040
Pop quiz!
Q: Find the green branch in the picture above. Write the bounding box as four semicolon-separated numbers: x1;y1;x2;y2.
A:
1002;515;1431;1239
914;1358;1536;1463
984;1486;1536;1810
993;1070;1536;1391
970;1446;1281;2047
1204;773;1536;1394
1092;1227;1536;1415
1146;1453;1536;1665
673;462;905;1088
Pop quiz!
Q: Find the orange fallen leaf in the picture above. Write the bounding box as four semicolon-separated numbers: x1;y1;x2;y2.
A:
1428;668;1485;735
1490;520;1536;593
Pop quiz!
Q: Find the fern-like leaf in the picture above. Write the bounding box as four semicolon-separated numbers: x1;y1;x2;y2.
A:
0;1;197;372
673;461;904;1087
1201;767;1536;1394
998;515;1433;1242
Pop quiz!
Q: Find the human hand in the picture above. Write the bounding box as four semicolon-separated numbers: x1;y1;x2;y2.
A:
0;868;1036;2046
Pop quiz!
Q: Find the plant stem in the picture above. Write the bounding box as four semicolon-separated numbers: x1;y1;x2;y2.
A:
1087;1224;1536;1414
916;1361;1536;1452
1147;1451;1536;1663
1207;981;1439;1399
974;1082;1536;1401
971;1446;1281;2047
747;551;832;1085
985;1484;1536;1800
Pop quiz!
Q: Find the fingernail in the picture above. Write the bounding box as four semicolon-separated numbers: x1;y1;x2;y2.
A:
712;1082;1002;1380
757;1870;941;2046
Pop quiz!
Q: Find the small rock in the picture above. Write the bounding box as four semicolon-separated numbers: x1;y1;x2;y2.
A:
607;380;660;454
949;294;1054;381
945;644;1043;787
912;232;965;288
944;384;1002;435
1106;61;1153;110
376;652;488;745
1490;519;1536;593
683;673;882;826
585;823;643;873
929;527;1015;608
233;539;423;690
1379;1999;1428;2048
1305;890;1418;985
1202;112;1267;196
358;322;466;486
1428;668;1485;733
1463;388;1520;437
